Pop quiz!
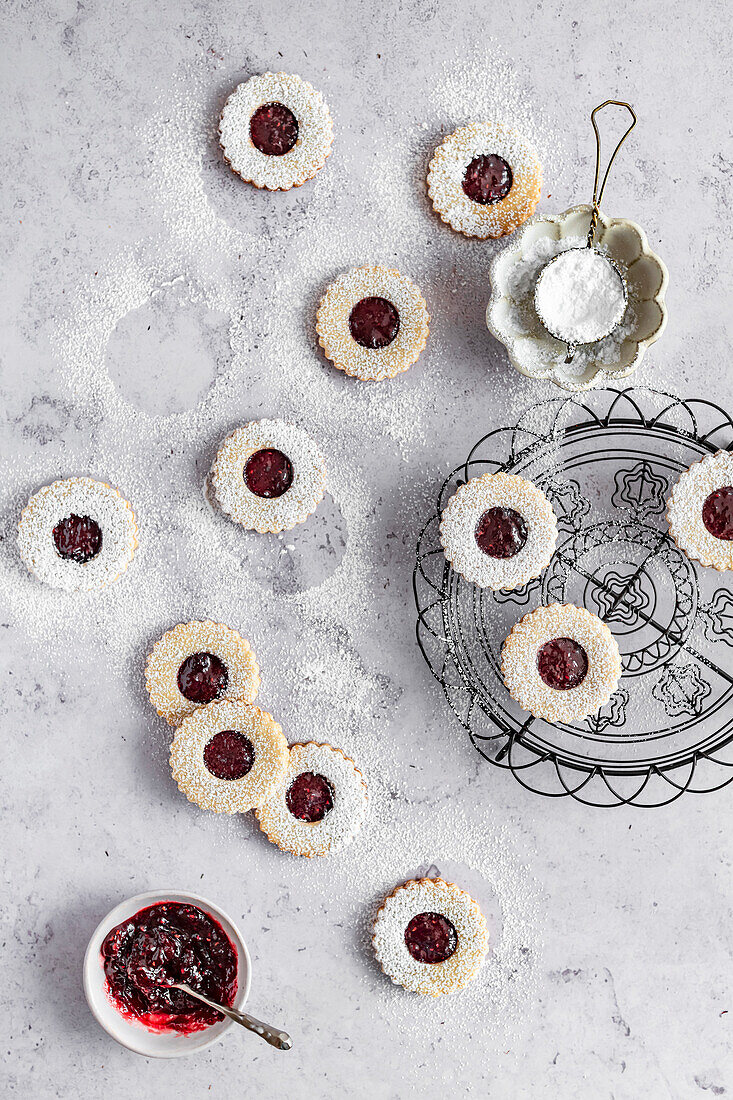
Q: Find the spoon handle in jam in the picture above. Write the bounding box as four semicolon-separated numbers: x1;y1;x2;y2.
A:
173;983;293;1050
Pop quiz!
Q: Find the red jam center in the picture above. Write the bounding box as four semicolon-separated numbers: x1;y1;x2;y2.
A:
285;771;334;822
404;912;458;964
537;637;589;690
52;514;103;563
475;506;528;559
702;485;733;540
203;730;255;780
462;154;513;205
249;102;299;156
177;652;229;704
244;448;294;499
101;901;237;1035
348;296;401;349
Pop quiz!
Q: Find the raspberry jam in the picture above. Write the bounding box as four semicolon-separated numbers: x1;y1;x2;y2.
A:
249;102;299;156
537;637;589;690
244;448;294;499
348;296;400;349
462;154;513;205
52;514;103;563
203;731;255;780
702;486;733;540
101;901;238;1034
475;506;528;559
177;652;229;704
404;912;458;964
286;771;334;822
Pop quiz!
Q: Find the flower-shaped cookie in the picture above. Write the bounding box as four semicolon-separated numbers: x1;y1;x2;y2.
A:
667;451;733;571
316;266;429;381
372;878;489;996
219;72;334;190
17;477;138;591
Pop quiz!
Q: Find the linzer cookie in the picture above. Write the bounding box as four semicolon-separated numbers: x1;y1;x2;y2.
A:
501;603;621;723
145;620;260;727
428;122;542;239
170;699;289;814
210;419;326;534
372;878;489;996
219;72;334;190
440;472;557;590
316;266;429;381
17;477;138;591
256;742;368;857
666;451;733;571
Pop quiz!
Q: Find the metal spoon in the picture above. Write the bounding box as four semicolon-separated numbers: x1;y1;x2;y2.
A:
170;982;293;1050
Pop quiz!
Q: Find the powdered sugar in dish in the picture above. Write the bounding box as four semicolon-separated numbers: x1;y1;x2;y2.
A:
534;247;627;344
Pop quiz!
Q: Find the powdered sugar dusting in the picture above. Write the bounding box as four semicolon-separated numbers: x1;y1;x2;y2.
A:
666;450;733;571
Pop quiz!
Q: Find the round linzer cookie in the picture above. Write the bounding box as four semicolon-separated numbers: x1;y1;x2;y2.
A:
316;266;429;381
219;72;334;191
17;477;138;591
210;419;326;534
440;472;557;590
170;699;289;814
145;620;260;728
667;451;733;572
372;878;489;996
427;122;542;239
501;603;621;723
255;742;368;857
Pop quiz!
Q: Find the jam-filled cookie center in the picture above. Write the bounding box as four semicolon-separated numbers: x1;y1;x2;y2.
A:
52;514;103;563
177;652;229;704
203;730;255;780
249;102;299;156
404;911;458;964
286;771;334;822
475;506;528;559
462;154;513;205
348;296;401;349
702;486;733;541
244;448;294;499
537;637;589;690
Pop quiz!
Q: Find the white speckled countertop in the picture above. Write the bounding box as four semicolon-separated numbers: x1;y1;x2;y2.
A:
2;1;732;1096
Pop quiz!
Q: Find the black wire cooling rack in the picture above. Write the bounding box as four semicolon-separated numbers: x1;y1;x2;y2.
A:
413;388;733;807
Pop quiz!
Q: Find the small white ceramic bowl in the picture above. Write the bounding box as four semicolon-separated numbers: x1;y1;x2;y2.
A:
486;203;668;391
84;889;251;1058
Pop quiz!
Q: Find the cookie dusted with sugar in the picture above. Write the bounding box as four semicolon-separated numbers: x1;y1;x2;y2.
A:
219;72;334;191
428;122;542;238
17;477;138;591
145;620;260;727
316;266;429;381
210;419;326;534
440;472;557;590
372;878;489;996
666;451;733;571
170;700;289;814
501;603;622;723
255;742;368;857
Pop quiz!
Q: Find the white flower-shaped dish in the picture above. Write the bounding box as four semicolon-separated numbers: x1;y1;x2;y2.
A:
486;204;668;391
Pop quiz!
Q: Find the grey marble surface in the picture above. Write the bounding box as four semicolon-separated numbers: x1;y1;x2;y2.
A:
2;0;733;1097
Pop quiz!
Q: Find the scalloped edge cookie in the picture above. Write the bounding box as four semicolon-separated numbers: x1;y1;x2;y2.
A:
667;450;733;572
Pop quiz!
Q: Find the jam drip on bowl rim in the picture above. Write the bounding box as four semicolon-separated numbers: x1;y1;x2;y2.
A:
702;486;733;541
286;771;334;822
244;448;294;499
249;102;299;156
177;652;229;704
203;730;255;780
474;506;528;559
348;296;401;350
404;912;458;964
52;514;103;563
101;901;237;1034
537;637;589;690
462;154;513;205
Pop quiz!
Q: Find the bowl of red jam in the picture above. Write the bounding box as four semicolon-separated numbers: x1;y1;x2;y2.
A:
84;890;251;1057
